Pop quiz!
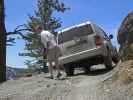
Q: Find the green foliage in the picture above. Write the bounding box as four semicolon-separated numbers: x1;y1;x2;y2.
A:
19;0;68;72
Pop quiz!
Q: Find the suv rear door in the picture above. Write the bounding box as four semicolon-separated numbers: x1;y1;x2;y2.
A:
58;24;96;56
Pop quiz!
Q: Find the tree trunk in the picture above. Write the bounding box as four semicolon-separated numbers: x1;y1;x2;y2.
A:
0;0;6;83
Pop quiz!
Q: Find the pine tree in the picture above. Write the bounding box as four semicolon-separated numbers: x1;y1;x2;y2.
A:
19;0;68;72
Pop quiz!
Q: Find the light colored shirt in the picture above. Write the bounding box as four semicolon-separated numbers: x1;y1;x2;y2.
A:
40;30;57;49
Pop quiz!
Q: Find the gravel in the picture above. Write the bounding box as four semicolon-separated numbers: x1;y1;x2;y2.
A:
0;61;133;100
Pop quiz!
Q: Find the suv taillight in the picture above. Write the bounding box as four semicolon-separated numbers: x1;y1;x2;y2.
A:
94;35;104;46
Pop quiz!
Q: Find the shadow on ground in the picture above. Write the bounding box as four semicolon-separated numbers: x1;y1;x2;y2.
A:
72;65;116;77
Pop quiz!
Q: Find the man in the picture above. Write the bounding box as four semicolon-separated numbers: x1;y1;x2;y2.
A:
35;25;62;79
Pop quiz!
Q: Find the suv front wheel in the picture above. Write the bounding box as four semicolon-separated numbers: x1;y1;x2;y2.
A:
112;48;120;64
104;50;113;70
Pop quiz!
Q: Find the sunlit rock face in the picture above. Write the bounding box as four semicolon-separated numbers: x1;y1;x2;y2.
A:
118;11;133;60
118;11;133;46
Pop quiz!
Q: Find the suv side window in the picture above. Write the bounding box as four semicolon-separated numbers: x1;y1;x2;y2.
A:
93;24;104;37
99;27;109;38
93;24;108;38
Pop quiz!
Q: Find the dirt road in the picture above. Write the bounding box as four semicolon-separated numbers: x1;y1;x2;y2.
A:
0;62;128;100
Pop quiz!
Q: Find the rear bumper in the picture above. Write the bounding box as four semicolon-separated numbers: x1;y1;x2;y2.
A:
59;45;108;65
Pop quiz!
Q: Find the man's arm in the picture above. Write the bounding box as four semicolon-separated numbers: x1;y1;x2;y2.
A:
42;41;50;55
46;41;50;54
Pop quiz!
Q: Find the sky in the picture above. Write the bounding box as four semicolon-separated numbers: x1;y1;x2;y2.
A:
5;0;133;68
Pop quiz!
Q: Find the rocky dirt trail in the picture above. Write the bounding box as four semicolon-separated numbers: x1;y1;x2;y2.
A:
0;61;133;100
99;60;133;100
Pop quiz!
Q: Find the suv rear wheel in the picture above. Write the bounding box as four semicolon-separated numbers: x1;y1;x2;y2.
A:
64;64;74;76
82;62;91;74
83;66;91;74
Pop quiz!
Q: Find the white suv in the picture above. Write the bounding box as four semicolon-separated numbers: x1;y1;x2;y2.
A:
57;21;119;76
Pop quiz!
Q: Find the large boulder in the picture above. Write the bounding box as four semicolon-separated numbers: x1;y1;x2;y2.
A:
118;11;133;60
118;11;133;46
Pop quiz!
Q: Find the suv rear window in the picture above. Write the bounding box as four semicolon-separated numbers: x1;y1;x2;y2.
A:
58;24;93;44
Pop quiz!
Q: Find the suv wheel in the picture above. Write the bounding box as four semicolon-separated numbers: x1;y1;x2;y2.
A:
84;66;91;74
112;48;120;64
82;62;91;74
112;56;119;64
64;64;74;76
104;50;113;70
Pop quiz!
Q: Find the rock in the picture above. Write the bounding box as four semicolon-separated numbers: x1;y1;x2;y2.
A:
46;84;50;88
118;11;133;60
118;11;133;46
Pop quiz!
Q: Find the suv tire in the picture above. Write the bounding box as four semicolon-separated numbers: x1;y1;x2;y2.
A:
84;66;91;74
112;56;119;64
112;48;120;64
82;62;91;74
104;50;113;70
64;64;74;76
